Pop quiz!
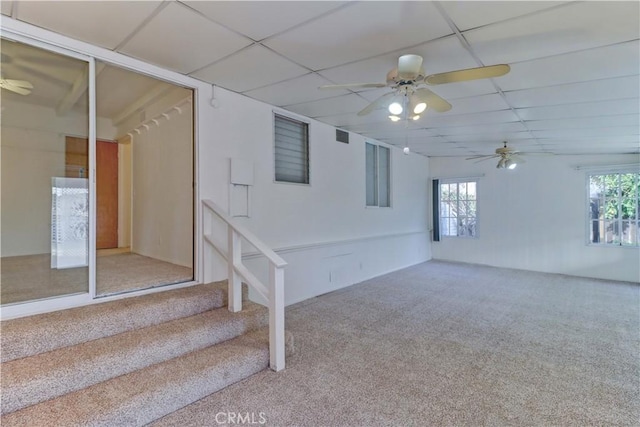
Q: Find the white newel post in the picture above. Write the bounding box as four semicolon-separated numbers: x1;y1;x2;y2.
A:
269;264;285;371
228;227;242;312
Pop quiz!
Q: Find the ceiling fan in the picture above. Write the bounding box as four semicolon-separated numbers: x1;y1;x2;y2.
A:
0;75;33;95
466;141;548;169
319;54;510;119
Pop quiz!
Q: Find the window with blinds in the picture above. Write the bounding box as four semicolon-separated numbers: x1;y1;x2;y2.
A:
366;142;390;207
274;114;309;184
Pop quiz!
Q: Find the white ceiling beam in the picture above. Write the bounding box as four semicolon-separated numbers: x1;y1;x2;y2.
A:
56;62;106;116
111;82;173;125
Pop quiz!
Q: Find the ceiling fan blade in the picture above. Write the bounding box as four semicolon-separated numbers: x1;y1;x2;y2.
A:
3;79;33;89
472;155;499;163
397;54;423;80
357;92;395;116
510;155;526;164
425;64;510;85
319;82;387;90
1;83;31;95
413;88;451;113
518;151;555;156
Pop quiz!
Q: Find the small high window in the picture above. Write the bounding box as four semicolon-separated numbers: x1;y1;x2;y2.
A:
365;142;390;207
274;114;309;184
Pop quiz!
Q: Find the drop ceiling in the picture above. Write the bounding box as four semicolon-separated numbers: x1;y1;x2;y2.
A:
1;1;638;157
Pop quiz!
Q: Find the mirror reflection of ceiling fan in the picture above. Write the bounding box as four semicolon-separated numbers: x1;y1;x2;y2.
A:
466;141;552;169
0;76;33;95
320;54;510;120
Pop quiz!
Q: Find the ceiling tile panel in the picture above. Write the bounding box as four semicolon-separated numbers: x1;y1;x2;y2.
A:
436;122;528;136
497;40;640;91
119;2;252;74
465;1;640;65
442;94;509;116
445;132;534;143
532;127;640;139
190;45;308;92
6;0;639;158
343;122;426;137
504;76;640;108
515;99;640;121
264;1;452;70
244;73;349;106
440;1;568;31
284;93;369;118
422;110;520;128
316;110;391;128
539;135;640;144
411;36;479;75
526;115;639;131
181;1;347;41
15;0;163;49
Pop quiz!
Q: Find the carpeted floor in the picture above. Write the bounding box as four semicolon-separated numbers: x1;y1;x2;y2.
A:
1;253;193;304
152;260;640;427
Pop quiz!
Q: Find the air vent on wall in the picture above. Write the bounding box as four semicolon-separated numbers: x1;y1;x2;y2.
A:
336;129;349;144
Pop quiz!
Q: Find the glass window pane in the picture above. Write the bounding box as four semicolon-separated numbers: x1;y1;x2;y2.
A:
467;182;476;200
459;182;467;199
439;180;478;238
448;218;457;236
95;61;194;296
275;115;309;184
468;200;477;217
589;175;604;198
378;146;390;207
440;218;448;236
604;220;620;244
365;143;377;206
1;38;89;304
621;220;637;246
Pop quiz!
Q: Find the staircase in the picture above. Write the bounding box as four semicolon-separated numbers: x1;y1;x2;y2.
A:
0;281;293;426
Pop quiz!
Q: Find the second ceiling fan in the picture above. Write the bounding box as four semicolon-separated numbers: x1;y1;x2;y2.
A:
320;54;510;119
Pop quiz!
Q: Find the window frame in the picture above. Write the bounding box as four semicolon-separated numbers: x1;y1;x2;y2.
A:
365;142;391;208
273;112;310;185
586;168;639;248
438;178;478;239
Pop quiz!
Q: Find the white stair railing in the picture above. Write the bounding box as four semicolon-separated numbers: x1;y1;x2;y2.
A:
202;199;287;371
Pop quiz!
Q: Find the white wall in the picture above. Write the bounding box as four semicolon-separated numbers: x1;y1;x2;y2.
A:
429;154;640;283
199;87;432;304
2;19;430;311
1;101;116;256
119;93;193;267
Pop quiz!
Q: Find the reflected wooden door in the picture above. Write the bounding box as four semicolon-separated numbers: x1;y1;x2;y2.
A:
65;137;118;249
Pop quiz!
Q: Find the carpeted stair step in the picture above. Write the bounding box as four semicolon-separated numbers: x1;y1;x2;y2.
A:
1;281;238;363
1;329;288;427
1;302;268;415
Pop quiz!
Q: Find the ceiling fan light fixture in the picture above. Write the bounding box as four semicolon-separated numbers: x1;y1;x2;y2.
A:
506;159;517;169
497;158;506;169
388;102;403;115
412;102;427;114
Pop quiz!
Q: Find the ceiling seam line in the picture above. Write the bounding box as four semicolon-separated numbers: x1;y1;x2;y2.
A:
433;1;543;152
113;1;171;51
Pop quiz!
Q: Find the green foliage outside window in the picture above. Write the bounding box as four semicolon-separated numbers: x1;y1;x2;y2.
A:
589;172;640;246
